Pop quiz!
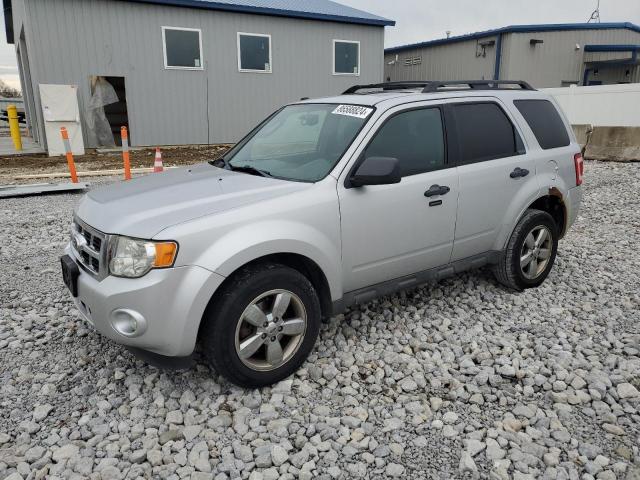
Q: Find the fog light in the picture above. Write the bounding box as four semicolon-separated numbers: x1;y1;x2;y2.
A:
110;309;147;338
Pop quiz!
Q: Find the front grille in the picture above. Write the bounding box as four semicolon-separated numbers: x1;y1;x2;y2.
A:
70;218;109;280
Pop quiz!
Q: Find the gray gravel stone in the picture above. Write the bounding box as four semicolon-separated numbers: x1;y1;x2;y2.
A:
0;162;639;479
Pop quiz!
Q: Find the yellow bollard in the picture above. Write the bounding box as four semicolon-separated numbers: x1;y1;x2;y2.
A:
8;105;22;151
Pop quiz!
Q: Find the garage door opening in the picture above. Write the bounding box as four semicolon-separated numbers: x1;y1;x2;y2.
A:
87;76;129;147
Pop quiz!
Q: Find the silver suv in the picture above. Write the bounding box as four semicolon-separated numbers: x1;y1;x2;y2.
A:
61;80;584;387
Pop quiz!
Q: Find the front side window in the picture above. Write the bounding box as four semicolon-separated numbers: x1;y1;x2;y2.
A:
364;108;445;177
452;102;523;164
162;27;203;69
227;104;373;182
238;33;272;72
334;40;360;75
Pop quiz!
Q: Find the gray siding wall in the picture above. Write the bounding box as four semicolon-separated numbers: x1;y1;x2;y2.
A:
10;0;43;143
384;28;640;88
384;36;497;82
501;29;640;87
17;0;385;147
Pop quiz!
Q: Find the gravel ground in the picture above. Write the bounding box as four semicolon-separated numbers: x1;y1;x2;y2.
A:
1;161;639;480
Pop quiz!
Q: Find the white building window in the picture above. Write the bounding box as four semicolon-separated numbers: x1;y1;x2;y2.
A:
237;33;272;73
162;27;204;70
333;40;360;76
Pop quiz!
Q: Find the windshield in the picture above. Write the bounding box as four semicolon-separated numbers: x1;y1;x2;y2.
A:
227;103;373;182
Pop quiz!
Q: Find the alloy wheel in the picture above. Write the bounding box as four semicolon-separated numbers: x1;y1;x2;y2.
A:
520;225;553;280
234;289;307;371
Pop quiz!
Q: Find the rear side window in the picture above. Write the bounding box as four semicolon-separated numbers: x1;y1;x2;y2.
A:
451;102;523;164
514;99;570;149
364;108;445;177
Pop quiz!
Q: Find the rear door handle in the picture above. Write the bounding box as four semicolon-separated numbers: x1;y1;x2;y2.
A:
424;185;450;197
510;167;530;178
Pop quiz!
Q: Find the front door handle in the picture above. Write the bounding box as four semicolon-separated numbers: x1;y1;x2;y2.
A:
510;167;530;178
424;185;450;197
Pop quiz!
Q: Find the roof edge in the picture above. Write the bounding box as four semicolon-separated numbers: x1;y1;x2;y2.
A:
584;44;640;52
385;22;640;53
122;0;395;26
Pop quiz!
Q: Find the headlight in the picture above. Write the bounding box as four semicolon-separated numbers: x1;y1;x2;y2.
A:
109;236;178;278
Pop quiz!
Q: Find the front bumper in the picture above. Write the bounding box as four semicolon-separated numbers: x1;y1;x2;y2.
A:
64;245;225;357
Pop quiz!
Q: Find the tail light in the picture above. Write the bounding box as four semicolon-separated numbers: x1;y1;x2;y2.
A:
574;153;584;186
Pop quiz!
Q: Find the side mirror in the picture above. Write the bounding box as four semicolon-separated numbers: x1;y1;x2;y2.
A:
348;157;401;188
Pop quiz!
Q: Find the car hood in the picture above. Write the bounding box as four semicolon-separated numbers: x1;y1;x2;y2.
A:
75;163;310;238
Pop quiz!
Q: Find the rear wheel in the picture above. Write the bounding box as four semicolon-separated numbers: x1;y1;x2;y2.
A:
200;263;321;388
493;209;558;291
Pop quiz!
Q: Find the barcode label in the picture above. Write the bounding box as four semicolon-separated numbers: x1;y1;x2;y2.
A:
332;104;373;119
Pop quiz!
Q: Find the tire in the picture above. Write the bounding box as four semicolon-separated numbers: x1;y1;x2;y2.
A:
200;262;321;388
493;209;559;291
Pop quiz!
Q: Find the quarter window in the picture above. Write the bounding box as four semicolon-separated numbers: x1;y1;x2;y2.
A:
364;108;445;177
451;102;523;164
238;33;272;73
514;99;570;150
162;27;203;69
333;40;360;75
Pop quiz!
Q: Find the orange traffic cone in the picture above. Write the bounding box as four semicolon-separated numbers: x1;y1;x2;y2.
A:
154;148;164;173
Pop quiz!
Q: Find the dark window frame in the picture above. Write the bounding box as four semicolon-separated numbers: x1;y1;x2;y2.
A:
514;99;571;150
345;105;451;187
162;26;204;70
445;101;526;166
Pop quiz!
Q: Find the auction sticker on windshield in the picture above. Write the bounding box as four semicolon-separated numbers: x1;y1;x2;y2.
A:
332;105;373;119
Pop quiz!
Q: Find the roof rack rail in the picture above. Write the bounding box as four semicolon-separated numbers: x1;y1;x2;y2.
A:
343;80;535;95
421;80;535;92
342;82;433;94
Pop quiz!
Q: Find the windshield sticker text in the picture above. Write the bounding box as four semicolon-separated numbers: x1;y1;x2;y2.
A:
332;105;373;119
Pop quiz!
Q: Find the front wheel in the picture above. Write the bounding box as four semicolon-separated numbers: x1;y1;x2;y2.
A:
493;209;558;291
200;263;321;388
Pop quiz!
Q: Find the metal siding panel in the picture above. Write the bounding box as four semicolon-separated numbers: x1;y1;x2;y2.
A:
384;38;496;82
502;29;640;87
207;15;384;142
21;0;384;147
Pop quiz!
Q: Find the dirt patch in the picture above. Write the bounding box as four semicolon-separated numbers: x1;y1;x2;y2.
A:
0;144;232;179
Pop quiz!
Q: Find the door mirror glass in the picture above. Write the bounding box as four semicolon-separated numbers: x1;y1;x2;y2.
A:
349;156;401;187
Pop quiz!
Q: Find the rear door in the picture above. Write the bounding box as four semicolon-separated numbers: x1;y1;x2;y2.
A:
338;103;459;292
447;99;538;261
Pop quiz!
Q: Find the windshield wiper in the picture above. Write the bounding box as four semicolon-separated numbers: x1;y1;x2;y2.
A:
228;164;273;178
209;158;272;178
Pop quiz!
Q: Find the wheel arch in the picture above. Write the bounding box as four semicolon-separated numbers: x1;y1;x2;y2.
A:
199;252;335;342
528;190;567;238
495;188;568;252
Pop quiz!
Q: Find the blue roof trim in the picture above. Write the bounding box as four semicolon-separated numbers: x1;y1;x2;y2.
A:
385;22;640;53
584;44;640;52
120;0;395;26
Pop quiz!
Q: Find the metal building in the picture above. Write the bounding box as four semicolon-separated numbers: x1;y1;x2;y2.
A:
385;23;640;88
3;0;393;151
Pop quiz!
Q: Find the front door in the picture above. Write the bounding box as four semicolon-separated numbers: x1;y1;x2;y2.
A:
338;105;459;293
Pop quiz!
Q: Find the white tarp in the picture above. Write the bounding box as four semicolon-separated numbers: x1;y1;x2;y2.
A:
40;84;85;156
86;77;118;148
